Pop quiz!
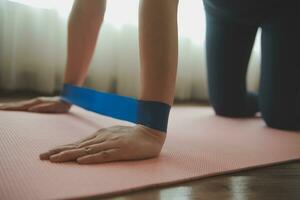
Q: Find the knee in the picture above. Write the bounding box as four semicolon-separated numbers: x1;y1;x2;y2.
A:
209;92;257;118
261;105;299;131
211;101;246;118
262;115;299;131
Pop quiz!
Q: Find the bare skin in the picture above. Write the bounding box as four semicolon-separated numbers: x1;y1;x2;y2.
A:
39;125;165;164
0;97;70;113
0;0;179;164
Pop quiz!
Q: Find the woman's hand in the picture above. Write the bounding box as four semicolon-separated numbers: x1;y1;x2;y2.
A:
0;96;71;113
40;125;166;164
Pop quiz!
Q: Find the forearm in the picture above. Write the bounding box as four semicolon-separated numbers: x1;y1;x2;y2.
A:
138;0;179;106
64;0;106;86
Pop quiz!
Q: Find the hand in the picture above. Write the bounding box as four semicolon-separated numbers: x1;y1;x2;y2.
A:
40;125;166;164
0;96;71;113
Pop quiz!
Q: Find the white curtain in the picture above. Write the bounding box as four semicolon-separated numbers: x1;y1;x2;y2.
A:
0;0;261;100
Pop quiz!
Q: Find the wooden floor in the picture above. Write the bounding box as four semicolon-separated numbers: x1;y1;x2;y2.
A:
1;94;299;200
103;161;300;200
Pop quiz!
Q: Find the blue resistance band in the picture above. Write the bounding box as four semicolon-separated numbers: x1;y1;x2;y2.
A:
60;84;170;132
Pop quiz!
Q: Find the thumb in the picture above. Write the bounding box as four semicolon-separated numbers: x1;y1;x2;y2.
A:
0;99;40;111
28;103;56;113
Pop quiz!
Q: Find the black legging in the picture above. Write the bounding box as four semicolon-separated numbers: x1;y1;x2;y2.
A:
203;1;300;130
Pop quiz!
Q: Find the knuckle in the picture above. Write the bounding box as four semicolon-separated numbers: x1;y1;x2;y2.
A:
101;151;110;158
84;147;93;154
61;150;74;157
109;135;122;141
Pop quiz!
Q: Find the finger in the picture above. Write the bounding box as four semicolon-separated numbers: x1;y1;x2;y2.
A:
39;145;77;160
74;133;98;145
77;149;120;164
77;137;106;148
40;133;99;160
84;141;118;154
0;102;26;110
0;99;40;111
28;103;58;113
39;152;52;160
30;102;71;113
49;148;89;163
76;129;108;147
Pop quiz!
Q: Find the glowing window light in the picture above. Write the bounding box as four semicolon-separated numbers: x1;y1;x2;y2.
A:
8;0;73;17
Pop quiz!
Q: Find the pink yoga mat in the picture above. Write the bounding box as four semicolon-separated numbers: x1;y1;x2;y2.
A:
0;106;300;199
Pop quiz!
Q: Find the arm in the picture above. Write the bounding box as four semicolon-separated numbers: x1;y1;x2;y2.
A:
139;0;179;106
39;0;179;164
64;0;106;86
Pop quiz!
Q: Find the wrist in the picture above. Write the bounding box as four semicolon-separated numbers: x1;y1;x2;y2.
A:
60;84;171;132
59;98;72;109
134;124;166;144
136;100;171;133
63;78;84;86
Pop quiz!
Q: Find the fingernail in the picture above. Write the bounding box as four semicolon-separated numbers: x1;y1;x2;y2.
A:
39;152;50;160
49;149;59;154
77;158;90;164
50;155;61;162
77;158;85;164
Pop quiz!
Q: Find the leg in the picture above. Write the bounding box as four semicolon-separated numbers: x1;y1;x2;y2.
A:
138;0;179;105
205;11;259;117
260;6;300;130
64;0;106;85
